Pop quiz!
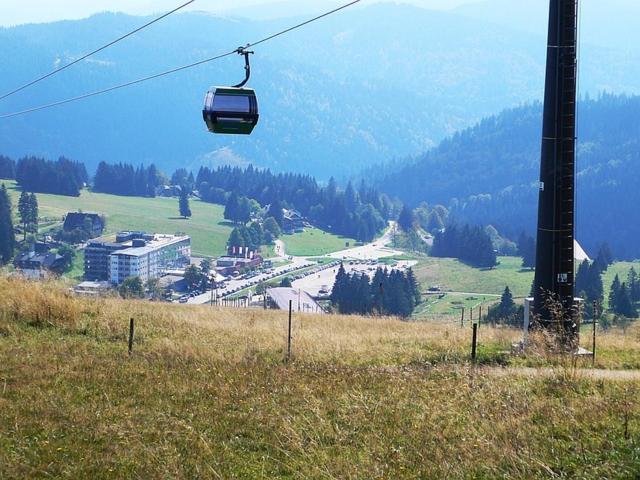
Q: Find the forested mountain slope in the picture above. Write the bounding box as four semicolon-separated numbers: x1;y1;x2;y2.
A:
1;4;640;178
378;94;640;259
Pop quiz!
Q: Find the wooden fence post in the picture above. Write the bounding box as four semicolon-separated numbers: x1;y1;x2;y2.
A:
592;301;599;367
471;322;478;363
128;318;134;355
287;300;293;362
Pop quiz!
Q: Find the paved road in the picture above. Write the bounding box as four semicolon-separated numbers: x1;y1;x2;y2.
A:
187;224;409;305
187;257;314;305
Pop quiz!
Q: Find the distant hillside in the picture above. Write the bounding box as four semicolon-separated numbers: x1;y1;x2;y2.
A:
378;94;640;259
1;4;640;178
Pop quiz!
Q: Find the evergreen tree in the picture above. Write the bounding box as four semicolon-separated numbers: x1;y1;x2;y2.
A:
237;197;252;224
594;243;614;273
200;258;211;276
267;199;284;227
0;184;15;264
627;267;640;303
178;188;191;218
500;286;515;311
0;156;15;179
330;263;348;309
248;222;264;248
18;191;30;240
609;274;622;312
224;192;240;223
28;193;38;234
263;217;281;243
406;267;421;306
486;286;522;325
371;268;386;315
397;205;415;232
517;232;536;270
575;259;604;304
613;282;638;318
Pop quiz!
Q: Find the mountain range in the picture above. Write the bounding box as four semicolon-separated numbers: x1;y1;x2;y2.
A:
377;93;640;260
1;3;640;178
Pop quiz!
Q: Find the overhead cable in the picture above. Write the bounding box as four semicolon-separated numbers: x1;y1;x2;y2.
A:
0;0;361;119
0;0;196;102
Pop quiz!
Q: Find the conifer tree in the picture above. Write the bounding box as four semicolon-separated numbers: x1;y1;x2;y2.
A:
627;267;640;303
18;191;30;240
0;184;15;264
517;232;536;270
405;267;421;306
614;282;637;318
594;243;614;273
609;274;622;312
330;263;348;309
178;188;191;219
397;205;415;232
28;193;38;234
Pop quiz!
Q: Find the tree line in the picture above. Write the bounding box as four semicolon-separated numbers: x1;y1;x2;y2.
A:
431;224;497;268
330;264;421;318
15;157;87;197
609;269;639;319
196;165;393;242
93;162;164;197
377;94;640;259
0;156;15;179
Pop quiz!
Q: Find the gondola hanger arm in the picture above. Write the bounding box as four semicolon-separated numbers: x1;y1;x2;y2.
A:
233;46;254;89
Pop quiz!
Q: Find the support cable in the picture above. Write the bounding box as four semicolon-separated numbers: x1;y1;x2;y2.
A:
0;0;196;102
0;0;361;119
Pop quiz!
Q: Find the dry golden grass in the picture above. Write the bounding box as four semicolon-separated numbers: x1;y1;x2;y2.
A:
1;277;639;479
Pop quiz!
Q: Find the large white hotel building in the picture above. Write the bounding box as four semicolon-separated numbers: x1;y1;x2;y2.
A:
103;233;190;285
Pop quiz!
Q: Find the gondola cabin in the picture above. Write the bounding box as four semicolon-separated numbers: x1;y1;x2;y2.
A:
203;87;259;135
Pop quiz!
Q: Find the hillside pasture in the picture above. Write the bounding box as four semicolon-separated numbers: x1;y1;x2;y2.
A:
2;181;232;257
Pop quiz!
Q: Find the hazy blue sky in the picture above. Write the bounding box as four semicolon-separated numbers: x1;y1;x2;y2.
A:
0;0;484;26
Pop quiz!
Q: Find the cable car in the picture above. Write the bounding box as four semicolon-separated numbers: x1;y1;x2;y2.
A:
203;48;259;135
203;87;258;135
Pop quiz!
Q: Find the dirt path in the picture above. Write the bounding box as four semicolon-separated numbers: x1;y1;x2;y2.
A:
483;366;640;381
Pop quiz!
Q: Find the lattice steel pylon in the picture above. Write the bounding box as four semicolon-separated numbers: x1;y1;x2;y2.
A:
533;0;579;338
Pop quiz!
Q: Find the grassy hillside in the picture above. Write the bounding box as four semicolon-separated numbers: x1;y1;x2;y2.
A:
282;227;355;257
415;256;535;297
2;181;232;257
1;278;639;478
413;256;640;316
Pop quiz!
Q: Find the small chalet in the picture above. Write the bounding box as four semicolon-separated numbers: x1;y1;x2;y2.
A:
14;251;65;278
63;212;105;238
282;209;305;234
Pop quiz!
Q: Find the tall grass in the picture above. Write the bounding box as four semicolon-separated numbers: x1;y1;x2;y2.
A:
1;278;639;478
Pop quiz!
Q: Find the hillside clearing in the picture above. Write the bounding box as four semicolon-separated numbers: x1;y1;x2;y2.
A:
414;256;534;297
2;181;232;257
282;227;356;256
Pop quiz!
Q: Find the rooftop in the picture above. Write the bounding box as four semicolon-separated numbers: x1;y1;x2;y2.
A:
267;287;324;314
111;234;190;258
